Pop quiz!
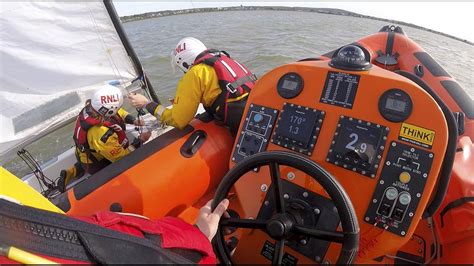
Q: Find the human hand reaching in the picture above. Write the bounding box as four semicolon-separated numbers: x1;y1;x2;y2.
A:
195;199;229;241
139;130;151;143
128;93;150;108
133;118;145;126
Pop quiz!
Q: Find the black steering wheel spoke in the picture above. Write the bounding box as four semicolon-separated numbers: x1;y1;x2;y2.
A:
272;240;285;265
269;162;286;214
294;225;344;243
220;217;267;230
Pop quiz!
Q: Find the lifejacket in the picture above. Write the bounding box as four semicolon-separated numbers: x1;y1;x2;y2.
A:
73;105;128;172
194;49;257;131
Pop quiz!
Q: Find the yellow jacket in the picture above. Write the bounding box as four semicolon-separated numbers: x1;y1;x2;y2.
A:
76;108;132;165
145;64;221;129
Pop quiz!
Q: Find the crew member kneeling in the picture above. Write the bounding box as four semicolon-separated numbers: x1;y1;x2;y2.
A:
71;85;150;177
129;37;257;134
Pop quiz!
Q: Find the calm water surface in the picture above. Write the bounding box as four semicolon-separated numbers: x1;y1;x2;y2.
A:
125;11;474;100
5;10;473;177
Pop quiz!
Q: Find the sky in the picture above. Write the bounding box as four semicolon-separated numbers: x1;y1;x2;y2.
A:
113;1;474;42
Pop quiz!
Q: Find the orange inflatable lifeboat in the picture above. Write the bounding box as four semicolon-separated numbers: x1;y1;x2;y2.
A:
2;25;473;264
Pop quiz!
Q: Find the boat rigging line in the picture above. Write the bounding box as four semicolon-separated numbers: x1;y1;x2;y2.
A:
16;149;58;196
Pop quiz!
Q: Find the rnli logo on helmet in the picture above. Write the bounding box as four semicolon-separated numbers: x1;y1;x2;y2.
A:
100;94;119;104
175;43;186;54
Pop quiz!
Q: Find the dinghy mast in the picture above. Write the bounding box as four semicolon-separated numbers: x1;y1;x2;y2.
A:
103;0;160;104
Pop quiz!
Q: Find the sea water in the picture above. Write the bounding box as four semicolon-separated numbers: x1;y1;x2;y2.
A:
125;10;474;101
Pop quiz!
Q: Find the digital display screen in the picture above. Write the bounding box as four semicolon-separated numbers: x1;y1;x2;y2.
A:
277;73;304;99
379;89;413;122
281;79;299;91
320;71;360;109
332;120;383;167
274;105;318;148
385;98;407;112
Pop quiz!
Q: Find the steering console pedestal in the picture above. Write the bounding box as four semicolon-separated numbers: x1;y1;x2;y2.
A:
212;151;360;264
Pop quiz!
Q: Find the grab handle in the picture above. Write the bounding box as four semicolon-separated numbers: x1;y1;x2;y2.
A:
180;130;207;158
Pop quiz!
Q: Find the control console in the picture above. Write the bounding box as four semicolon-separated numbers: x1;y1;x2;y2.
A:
232;104;278;163
228;58;448;263
364;141;434;236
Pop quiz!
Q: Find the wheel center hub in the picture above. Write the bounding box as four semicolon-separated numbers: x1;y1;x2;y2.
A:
266;214;295;239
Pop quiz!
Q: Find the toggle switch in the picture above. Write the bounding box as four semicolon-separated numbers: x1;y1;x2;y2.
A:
391;208;405;221
379;203;392;216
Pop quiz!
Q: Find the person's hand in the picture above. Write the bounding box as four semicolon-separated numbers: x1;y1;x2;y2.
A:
139;130;151;143
134;118;145;126
128;93;150;108
196;199;229;241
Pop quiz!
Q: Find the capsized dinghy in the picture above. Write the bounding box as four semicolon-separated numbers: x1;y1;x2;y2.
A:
0;3;472;263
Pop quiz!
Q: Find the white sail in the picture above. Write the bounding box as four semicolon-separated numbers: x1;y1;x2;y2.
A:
0;2;138;160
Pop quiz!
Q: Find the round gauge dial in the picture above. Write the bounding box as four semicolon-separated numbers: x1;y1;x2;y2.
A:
379;89;413;122
277;72;304;99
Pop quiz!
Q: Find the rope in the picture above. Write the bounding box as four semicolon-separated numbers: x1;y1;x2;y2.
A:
17;149;57;194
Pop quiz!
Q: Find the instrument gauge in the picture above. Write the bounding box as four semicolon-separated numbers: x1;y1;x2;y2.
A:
277;72;304;99
379;89;413;122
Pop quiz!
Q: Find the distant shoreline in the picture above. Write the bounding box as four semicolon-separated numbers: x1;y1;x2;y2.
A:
120;6;473;45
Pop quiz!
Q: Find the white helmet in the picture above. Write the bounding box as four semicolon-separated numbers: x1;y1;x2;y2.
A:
90;85;123;117
171;37;207;73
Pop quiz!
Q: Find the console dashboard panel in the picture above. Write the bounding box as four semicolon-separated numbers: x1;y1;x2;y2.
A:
227;60;449;263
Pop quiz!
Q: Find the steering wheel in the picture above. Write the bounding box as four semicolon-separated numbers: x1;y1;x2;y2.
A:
211;151;359;264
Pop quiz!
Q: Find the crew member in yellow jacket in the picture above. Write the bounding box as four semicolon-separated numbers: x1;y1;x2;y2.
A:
128;37;257;134
59;85;151;191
